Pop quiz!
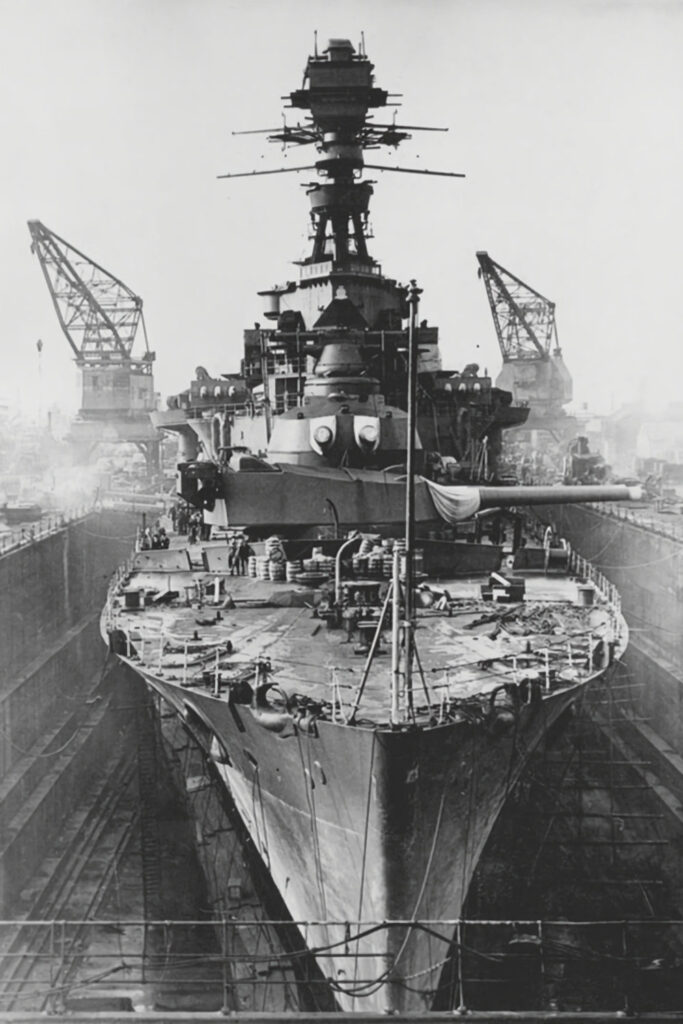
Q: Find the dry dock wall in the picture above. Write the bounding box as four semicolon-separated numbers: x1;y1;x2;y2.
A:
536;503;683;753
0;510;138;907
542;504;683;662
0;513;135;682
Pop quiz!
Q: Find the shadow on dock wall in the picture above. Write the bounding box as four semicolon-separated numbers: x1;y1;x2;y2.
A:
0;510;140;907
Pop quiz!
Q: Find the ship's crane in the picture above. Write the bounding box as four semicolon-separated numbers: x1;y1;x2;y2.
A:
476;251;573;426
28;220;160;472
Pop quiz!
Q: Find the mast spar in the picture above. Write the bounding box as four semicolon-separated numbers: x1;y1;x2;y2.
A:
402;281;423;715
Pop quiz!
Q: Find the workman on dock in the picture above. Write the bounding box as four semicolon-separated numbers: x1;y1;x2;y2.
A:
228;537;239;574
237;536;252;575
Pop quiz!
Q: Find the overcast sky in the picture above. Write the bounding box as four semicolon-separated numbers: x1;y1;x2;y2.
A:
1;0;681;420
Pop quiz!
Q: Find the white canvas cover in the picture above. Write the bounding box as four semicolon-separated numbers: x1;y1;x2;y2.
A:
423;479;482;522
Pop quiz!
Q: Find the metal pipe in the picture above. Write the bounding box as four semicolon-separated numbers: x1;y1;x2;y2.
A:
334;531;361;604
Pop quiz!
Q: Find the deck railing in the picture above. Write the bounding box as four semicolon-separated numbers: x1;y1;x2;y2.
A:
0;495;163;559
0;505;93;557
570;548;624;640
588;500;683;543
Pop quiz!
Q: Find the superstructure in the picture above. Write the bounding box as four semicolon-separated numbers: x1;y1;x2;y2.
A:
154;37;527;522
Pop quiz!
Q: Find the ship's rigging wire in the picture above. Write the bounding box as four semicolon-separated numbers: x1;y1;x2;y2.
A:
412;639;433;705
459;728;480;914
83;527;138;541
356;733;457;995
250;763;274;883
529;509;625;564
343;754;475;999
11;963;133;1007
320;738;457;1001
574;517;626;561
294;724;328;920
403;774;448;943
530;506;683;570
502;690;522;800
575;549;683;571
0;722;82;758
0;654;116;758
613;606;683;637
306;735;328;919
354;728;377;940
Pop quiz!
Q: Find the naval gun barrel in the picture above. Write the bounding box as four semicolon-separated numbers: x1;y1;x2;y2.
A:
477;484;642;509
423;480;643;523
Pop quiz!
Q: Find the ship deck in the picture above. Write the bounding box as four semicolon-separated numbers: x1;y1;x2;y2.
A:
105;539;622;725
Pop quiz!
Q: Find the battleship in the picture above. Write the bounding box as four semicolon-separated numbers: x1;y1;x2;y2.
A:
102;38;641;1013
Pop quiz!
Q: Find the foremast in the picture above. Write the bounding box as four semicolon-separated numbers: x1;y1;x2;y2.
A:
221;37;464;413
223;38;460;289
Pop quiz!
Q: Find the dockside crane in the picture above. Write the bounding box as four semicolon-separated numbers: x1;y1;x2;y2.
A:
28;221;160;472
476;251;573;430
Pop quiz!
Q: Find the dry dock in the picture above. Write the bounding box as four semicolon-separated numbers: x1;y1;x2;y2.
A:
3;512;683;1018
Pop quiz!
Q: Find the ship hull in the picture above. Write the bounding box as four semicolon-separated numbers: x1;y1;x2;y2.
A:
124;660;586;1013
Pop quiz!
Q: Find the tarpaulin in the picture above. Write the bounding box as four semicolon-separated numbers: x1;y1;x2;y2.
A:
423;479;482;522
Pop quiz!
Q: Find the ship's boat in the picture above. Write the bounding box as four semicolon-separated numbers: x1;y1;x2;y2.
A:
103;38;641;1013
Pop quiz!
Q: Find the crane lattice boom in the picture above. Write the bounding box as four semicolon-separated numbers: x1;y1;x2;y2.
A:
28;220;154;369
476;251;559;362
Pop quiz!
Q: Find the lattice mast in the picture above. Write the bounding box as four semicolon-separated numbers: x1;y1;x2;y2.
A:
28;220;156;419
220;37;462;273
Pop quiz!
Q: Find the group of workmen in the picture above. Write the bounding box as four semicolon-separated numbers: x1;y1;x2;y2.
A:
171;503;209;541
228;534;253;575
139;524;170;550
138;501;253;573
